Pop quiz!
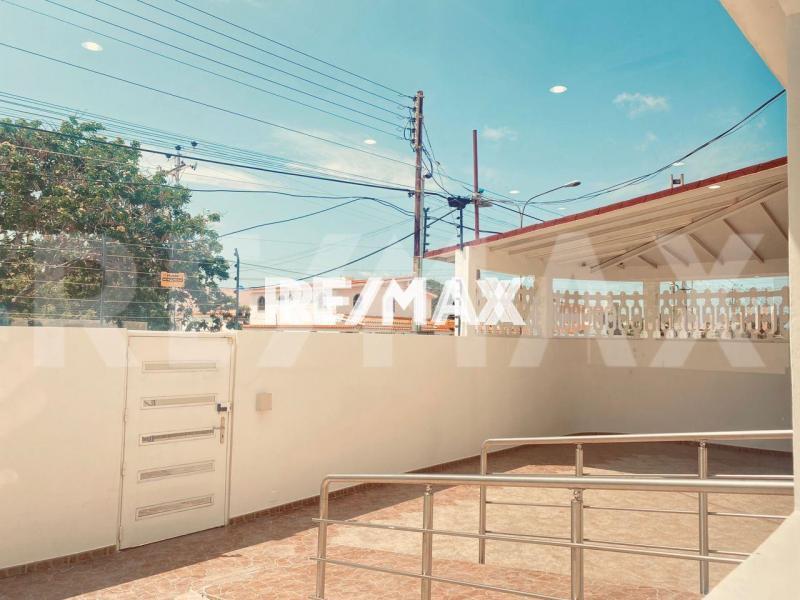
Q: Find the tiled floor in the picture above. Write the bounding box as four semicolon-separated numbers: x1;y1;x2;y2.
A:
0;443;792;599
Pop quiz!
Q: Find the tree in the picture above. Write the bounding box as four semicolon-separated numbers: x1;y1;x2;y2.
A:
0;117;234;330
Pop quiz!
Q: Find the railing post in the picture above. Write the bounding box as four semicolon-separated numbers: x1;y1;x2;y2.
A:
478;445;488;564
421;485;434;600
571;444;584;600
698;442;710;595
315;481;330;599
570;488;585;600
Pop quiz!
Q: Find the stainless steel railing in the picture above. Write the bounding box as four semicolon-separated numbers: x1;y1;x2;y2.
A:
478;429;793;595
312;473;793;600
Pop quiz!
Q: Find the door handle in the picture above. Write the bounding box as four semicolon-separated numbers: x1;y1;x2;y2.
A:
212;415;226;444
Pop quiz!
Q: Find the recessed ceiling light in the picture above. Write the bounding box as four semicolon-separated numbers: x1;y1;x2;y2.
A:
708;184;721;190
558;207;566;210
81;41;103;52
672;161;685;167
549;85;568;94
508;190;520;195
363;139;377;145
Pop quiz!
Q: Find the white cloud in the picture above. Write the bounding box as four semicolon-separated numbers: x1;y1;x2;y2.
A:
613;92;670;118
482;126;518;142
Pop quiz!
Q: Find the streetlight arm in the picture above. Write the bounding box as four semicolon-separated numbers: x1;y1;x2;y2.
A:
519;180;581;227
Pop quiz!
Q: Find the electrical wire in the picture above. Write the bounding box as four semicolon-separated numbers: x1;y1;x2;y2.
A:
0;120;416;192
532;89;786;206
21;0;404;134
0;92;409;189
87;0;406;118
296;209;456;280
170;0;410;100
0;43;417;170
135;0;409;107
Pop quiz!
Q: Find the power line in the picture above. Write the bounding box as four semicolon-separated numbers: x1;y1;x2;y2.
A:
533;89;787;206
171;0;410;100
297;209;456;280
0;92;409;189
3;0;402;137
218;199;357;237
136;0;408;107
87;0;406;118
0;119;415;192
0;43;417;170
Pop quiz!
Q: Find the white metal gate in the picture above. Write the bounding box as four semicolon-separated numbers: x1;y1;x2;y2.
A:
119;334;234;549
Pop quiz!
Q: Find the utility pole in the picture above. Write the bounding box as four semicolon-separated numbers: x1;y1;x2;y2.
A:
412;90;425;280
165;141;198;184
472;129;480;239
233;248;241;329
422;207;430;256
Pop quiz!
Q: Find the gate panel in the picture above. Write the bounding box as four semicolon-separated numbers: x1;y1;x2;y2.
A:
119;335;233;549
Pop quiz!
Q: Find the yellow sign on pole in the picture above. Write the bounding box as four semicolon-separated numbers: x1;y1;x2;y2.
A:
160;272;186;288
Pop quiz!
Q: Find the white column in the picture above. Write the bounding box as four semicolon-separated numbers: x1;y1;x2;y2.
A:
534;276;554;337
454;247;479;336
642;280;660;337
787;9;800;505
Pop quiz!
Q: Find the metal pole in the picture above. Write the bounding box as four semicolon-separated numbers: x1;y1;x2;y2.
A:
472;129;480;240
478;447;488;564
98;235;107;325
412;90;425;281
316;482;330;598
170;241;176;331
571;444;584;600
571;489;585;600
233;248;241;329
698;442;710;595
421;485;434;600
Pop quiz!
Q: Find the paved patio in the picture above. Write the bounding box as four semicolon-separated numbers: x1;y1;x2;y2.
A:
0;442;792;600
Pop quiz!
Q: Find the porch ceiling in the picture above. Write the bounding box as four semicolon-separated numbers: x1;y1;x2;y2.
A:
426;157;788;280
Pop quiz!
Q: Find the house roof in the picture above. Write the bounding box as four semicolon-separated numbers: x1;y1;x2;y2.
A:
425;157;789;280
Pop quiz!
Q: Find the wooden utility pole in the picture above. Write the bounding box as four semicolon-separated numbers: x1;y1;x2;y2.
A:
472;129;480;239
412;90;425;279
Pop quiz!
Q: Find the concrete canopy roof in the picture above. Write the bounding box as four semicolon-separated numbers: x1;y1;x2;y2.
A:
426;157;788;281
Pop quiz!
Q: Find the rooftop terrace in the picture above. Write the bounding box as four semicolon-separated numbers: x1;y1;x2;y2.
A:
0;442;791;600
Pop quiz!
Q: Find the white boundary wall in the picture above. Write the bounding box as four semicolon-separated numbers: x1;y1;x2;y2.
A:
0;328;791;569
0;328;127;569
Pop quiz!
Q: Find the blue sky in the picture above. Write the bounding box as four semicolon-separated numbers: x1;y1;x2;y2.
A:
0;0;787;285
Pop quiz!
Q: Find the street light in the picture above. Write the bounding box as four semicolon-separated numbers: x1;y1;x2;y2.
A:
518;180;581;227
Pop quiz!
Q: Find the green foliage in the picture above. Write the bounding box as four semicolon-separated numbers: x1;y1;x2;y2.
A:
0;118;232;329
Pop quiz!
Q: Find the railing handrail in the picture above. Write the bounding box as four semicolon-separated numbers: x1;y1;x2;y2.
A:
482;429;793;450
314;471;793;600
319;473;793;495
475;428;793;597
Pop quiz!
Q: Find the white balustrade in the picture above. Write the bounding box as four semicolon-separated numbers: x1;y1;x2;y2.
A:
552;286;789;341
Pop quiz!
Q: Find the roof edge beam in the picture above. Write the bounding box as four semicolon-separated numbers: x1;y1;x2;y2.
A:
590;182;786;272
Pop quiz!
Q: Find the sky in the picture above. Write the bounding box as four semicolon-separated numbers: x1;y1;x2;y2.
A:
0;0;787;287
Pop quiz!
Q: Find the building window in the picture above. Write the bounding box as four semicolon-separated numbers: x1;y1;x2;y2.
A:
257;296;265;311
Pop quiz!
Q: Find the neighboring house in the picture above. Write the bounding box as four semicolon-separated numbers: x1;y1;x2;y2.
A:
237;276;435;327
